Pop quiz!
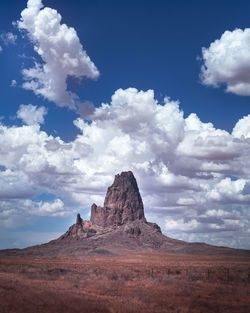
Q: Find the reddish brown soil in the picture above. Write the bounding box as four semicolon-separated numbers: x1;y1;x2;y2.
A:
0;253;249;313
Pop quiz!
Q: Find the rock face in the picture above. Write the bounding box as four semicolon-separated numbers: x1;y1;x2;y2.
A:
91;171;146;227
76;213;82;225
2;170;250;257
60;214;96;240
60;171;151;241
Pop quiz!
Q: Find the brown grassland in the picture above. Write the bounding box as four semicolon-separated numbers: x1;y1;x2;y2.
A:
0;252;249;313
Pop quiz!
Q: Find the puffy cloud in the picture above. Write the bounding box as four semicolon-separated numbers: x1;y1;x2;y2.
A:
1;88;250;248
17;104;47;125
165;218;200;232
207;178;250;204
24;198;71;217
232;115;250;138
177;113;239;161
200;28;250;96
0;169;35;200
18;0;99;108
0;32;17;45
0;198;71;222
0;46;2;52
0;124;48;169
77;101;95;118
10;80;17;87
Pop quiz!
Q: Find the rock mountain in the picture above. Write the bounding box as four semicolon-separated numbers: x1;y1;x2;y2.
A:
1;171;250;257
91;171;146;227
60;171;161;242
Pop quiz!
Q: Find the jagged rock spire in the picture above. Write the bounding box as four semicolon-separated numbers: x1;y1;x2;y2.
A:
76;213;82;225
91;171;146;227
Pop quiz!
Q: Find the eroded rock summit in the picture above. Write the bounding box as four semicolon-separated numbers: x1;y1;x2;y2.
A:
61;171;158;241
91;171;146;227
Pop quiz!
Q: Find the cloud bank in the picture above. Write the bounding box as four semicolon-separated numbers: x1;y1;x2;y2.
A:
1;88;250;249
200;28;250;96
18;0;99;108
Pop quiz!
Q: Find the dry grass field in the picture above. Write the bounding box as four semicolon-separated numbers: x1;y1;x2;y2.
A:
0;252;249;313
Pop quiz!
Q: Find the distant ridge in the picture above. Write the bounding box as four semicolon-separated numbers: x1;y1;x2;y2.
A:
1;171;250;257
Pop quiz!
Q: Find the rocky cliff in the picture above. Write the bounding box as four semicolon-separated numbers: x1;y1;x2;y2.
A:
60;171;159;241
90;171;146;227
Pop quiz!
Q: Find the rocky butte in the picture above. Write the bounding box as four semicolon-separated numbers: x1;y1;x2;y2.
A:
1;171;250;257
91;171;146;227
60;171;161;244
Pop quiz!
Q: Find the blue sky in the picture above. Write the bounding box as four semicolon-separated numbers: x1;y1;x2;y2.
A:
0;0;250;249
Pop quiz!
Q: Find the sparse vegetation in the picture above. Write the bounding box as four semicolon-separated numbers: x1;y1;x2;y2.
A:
0;252;249;313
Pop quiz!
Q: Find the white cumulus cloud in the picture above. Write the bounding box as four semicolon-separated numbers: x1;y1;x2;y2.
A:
17;104;47;125
18;0;99;108
232;115;250;138
200;28;250;96
0;88;250;248
207;177;250;204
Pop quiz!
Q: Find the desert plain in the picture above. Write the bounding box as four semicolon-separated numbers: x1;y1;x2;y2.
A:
0;252;249;313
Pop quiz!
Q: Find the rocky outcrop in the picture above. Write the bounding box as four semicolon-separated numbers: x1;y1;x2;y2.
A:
90;204;107;228
58;171;160;241
76;213;82;225
3;171;250;257
60;171;160;241
91;171;146;227
60;214;96;239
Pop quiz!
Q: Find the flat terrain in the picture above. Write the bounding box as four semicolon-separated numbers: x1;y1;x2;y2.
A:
0;253;249;313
